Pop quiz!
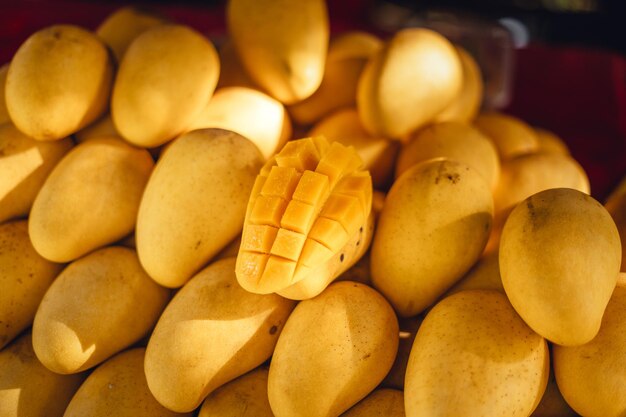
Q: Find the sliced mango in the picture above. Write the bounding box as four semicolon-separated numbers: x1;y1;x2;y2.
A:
236;136;372;294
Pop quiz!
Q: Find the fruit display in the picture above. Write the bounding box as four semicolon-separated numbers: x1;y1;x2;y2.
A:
0;1;624;417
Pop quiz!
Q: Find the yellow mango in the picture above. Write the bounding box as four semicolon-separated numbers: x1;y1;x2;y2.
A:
0;221;63;350
535;127;570;155
0;123;73;223
0;333;85;417
96;6;167;61
145;257;296;413
5;25;113;140
474;111;539;159
216;39;256;89
605;175;626;271
553;274;626;417
268;281;399;417
29;137;154;263
0;64;9;124
74;114;120;143
227;0;329;104
32;247;170;374
199;368;273;417
531;366;577;417
341;389;404;417
277;211;374;300
446;249;503;297
64;348;190;417
395;121;500;189
357;28;462;139
309;108;399;189
435;46;483;123
188;86;292;160
371;159;493;317
493;152;589;233
405;290;549;417
289;31;382;125
137;129;263;288
500;188;621;346
236;136;372;295
112;24;219;147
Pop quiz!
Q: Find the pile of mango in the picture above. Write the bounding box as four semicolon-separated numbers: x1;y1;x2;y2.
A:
1;1;625;416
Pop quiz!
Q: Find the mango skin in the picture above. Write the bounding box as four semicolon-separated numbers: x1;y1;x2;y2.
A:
64;348;190;417
188;86;291;160
0;333;85;417
5;25;113;140
288;31;383;125
0;221;63;349
395;121;500;190
405;290;549;417
0;123;73;223
434;46;483;123
28;137;154;263
605;176;626;271
371;159;493;317
199;368;274;417
474;111;539;159
227;0;329;104
112;24;219;147
136;128;263;288
145;257;296;413
0;64;10;124
357;28;462;139
268;281;399;417
553;274;626;417
32;246;170;374
341;389;404;417
96;6;167;61
500;188;621;346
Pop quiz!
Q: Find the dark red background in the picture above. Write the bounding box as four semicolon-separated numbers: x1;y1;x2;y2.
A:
2;0;625;200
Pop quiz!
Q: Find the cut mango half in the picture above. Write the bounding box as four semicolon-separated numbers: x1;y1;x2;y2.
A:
236;136;372;294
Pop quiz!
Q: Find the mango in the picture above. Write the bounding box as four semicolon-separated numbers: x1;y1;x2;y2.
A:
112;24;219;147
341;389;404;417
199;368;273;417
395;121;500;189
0;123;73;223
535;127;570;155
5;25;113;140
188;86;291;160
145;257;295;412
96;6;167;61
29;137;154;262
474;111;539;159
137;128;263;288
289;31;382;125
74;114;120;143
500;188;621;346
0;221;63;349
227;0;329;104
0;64;9;124
64;348;190;417
405;290;549;417
553;274;626;417
605;175;626;271
236;136;372;296
268;281;399;417
434;46;483;123
0;333;85;417
357;28;462;139
32;246;170;374
371;159;493;317
309;108;399;189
